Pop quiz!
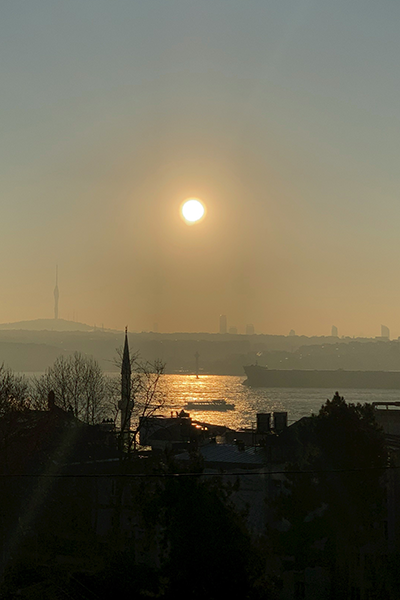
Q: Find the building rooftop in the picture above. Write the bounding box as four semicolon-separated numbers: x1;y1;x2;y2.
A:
175;443;267;469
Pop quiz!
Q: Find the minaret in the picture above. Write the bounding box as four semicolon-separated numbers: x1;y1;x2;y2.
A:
119;327;133;434
54;266;59;320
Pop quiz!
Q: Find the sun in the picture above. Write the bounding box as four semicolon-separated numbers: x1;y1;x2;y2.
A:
181;198;206;224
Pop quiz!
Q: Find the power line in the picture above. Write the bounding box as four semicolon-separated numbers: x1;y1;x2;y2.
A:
0;465;395;478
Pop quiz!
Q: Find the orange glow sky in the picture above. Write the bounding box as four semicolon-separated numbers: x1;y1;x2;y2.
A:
2;1;400;337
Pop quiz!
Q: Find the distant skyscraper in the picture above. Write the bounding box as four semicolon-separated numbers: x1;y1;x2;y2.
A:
54;266;59;320
331;325;338;337
219;314;227;334
381;324;390;339
289;329;296;337
228;326;237;335
246;324;255;336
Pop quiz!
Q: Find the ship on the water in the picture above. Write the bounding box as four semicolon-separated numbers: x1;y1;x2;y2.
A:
243;364;400;390
184;399;235;411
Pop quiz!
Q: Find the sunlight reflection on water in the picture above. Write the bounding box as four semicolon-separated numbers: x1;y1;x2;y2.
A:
158;374;400;430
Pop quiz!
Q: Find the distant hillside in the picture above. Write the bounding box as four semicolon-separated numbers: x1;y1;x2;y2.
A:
0;327;396;374
0;341;68;372
0;319;104;332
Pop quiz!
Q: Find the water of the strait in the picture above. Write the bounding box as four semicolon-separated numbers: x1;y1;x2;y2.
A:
158;374;400;430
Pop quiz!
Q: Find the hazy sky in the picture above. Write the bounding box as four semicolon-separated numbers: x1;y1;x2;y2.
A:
2;1;400;336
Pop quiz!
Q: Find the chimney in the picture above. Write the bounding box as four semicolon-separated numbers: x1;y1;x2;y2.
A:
257;413;271;434
274;412;288;431
48;390;56;411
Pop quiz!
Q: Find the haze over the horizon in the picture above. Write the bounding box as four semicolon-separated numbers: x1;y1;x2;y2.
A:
2;1;400;337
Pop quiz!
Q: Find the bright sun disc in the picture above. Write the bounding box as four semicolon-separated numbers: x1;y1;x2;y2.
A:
181;199;205;224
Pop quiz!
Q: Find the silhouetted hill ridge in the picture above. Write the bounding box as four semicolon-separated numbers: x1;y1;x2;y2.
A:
0;319;115;332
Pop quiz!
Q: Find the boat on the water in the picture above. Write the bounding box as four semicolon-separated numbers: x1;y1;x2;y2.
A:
184;399;235;411
243;364;400;390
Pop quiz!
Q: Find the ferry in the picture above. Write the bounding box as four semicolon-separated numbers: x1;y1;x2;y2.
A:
184;399;235;411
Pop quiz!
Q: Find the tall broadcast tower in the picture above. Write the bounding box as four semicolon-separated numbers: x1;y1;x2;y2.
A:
54;266;59;320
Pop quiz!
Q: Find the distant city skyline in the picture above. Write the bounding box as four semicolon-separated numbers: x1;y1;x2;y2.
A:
25;282;400;337
0;308;398;340
6;275;391;338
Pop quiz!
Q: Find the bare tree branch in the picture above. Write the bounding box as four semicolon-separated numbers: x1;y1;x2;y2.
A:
31;352;110;424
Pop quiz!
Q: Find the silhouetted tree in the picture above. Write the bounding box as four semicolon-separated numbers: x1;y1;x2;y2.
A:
0;364;30;415
31;352;111;423
274;392;388;598
155;473;271;599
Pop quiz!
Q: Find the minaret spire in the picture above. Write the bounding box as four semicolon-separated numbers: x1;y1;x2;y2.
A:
54;265;59;320
119;327;133;436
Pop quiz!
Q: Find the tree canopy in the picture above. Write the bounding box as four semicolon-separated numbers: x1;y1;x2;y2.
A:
0;364;30;415
32;352;110;424
274;393;388;595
